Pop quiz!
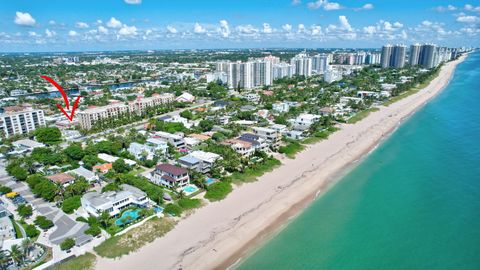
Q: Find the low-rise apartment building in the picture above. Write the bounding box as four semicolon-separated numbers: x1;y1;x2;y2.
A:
78;93;174;130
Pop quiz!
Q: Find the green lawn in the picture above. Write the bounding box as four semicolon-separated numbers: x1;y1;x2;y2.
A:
10;218;23;238
94;217;175;258
51;252;96;270
302;127;339;144
279;141;305;158
347;108;380;124
204;181;233;202
230;158;281;184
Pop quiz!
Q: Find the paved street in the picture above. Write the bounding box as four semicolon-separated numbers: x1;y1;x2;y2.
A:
0;162;92;245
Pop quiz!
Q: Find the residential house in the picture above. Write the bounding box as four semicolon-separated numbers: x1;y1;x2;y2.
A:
153;131;185;149
252;127;281;148
12;139;45;152
81;184;149;217
98;153;136;166
47;173;75;187
128;142;156;160
68;167;99;183
178;151;220;173
176;92;195;103
93;163;112;173
291;113;321;131
151;164;190;188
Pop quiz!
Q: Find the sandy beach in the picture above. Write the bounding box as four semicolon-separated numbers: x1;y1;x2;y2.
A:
95;54;467;270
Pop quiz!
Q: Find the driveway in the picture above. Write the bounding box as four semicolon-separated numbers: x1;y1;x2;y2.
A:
0;163;92;246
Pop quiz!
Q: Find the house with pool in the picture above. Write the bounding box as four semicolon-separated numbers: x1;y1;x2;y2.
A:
151;163;190;189
81;184;149;217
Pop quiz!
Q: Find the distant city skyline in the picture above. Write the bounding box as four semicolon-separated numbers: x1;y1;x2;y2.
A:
1;0;479;52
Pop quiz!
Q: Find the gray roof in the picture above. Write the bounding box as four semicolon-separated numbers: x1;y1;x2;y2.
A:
70;167;96;179
83;184;146;208
178;155;200;165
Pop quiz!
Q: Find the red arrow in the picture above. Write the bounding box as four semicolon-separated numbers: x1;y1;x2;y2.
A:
40;75;81;121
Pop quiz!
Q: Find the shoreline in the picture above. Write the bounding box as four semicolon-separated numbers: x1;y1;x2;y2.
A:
95;54;468;270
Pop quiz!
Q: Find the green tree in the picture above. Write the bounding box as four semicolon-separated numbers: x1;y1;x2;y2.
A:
62;196;81;214
25;224;39;238
85;225;101;237
64;143;85;160
8;165;28;181
34;127;62;145
17;204;32;218
113;158;130;173
199;119;214;132
34;216;54;230
60;238;75;251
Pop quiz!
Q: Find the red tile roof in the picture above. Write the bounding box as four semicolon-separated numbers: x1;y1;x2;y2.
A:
47;173;75;184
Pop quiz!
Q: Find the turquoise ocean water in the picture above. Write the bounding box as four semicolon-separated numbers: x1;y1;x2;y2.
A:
238;52;480;270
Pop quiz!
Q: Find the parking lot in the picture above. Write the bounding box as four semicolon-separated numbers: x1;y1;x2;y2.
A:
0;162;92;245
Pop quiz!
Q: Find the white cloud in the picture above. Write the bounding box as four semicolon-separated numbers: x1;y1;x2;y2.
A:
68;30;78;37
361;3;374;10
98;26;109;34
422;20;433;26
307;0;342;10
219;20;230;37
124;0;141;4
282;24;293;32
363;25;376;34
76;22;89;29
298;24;306;32
393;22;403;28
435;5;457;12
194;23;206;34
235;24;259;34
464;4;473;11
48;20;56;25
324;1;341;10
106;17;122;28
45;29;56;37
311;25;323;35
456;15;478;23
28;31;38;37
292;0;301;5
166;25;178;34
14;12;36;26
118;25;137;36
263;23;273;33
338;15;352;31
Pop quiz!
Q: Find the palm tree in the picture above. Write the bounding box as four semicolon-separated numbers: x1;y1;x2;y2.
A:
10;244;24;266
22;238;34;259
0;250;11;269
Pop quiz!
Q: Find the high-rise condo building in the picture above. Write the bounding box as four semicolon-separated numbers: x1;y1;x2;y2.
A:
0;108;45;138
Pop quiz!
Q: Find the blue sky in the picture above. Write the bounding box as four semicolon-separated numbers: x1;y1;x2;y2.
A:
1;0;479;52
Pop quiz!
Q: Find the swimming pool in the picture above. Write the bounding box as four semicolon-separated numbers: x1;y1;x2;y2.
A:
115;209;141;226
205;178;217;185
182;185;199;194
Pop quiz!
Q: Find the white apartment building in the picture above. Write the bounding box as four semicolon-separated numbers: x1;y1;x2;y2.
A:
78;93;174;130
0;109;45;138
81;184;149;217
324;68;343;83
128;142;157;160
312;54;330;74
291;53;312;77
